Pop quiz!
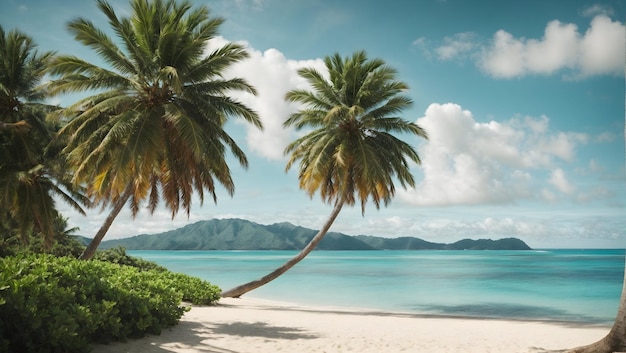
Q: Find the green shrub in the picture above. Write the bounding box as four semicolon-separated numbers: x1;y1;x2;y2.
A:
0;254;220;353
93;246;167;272
162;271;222;305
0;255;92;352
93;247;221;304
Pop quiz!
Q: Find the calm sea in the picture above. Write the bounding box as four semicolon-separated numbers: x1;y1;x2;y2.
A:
128;249;624;325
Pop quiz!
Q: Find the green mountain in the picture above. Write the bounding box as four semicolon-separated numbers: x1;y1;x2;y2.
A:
98;218;532;251
355;235;531;250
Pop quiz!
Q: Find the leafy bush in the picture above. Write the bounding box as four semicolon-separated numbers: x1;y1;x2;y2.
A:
93;247;221;304
93;246;168;272
163;271;222;305
95;247;221;304
0;254;221;353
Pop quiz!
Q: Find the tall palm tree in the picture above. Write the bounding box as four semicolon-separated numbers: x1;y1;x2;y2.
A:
222;51;427;298
0;25;87;248
47;0;262;260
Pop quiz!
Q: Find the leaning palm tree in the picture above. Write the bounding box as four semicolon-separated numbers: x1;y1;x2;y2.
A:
47;0;262;260
222;51;427;298
0;25;88;248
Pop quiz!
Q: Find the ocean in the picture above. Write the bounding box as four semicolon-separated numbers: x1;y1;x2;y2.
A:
128;249;624;325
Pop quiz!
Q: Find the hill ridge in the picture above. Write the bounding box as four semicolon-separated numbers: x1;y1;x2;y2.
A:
97;218;532;251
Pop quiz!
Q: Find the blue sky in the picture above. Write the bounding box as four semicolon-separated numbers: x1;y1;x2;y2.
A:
2;0;625;248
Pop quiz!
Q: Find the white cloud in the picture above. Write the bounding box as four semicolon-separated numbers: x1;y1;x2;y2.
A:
423;15;624;79
412;37;428;47
525;21;579;74
478;30;526;77
577;15;626;77
535;131;587;162
59;202;207;239
541;189;556;202
523;115;549;133
580;4;614;17
479;217;547;236
479;20;580;77
399;103;589;206
576;185;612;203
335;212;626;248
595;132;615;143
412;37;435;60
435;32;477;60
480;15;624;78
549;168;575;194
206;37;325;160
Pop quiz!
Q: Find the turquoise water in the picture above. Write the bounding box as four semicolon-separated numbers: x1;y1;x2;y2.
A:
128;249;624;325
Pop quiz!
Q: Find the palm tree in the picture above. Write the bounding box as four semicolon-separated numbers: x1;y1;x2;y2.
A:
0;25;87;248
221;51;427;298
46;0;262;260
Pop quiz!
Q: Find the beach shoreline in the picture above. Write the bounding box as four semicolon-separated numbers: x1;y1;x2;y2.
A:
90;297;610;353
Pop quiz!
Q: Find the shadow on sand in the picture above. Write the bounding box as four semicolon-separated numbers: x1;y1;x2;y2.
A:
89;316;318;353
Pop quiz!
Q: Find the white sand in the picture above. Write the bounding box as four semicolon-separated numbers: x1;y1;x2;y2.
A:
90;297;610;353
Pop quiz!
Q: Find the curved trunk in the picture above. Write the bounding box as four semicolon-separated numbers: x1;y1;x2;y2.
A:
221;198;345;298
79;187;132;260
566;254;626;353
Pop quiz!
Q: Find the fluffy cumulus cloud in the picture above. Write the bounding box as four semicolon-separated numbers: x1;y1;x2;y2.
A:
576;15;626;77
205;37;325;160
481;15;625;78
480;20;579;77
424;15;625;78
399;103;588;206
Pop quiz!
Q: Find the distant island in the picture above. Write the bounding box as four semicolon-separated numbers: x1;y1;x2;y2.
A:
94;218;532;251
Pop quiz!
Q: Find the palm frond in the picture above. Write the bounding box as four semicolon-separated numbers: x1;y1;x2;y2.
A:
66;17;136;75
44;0;262;231
284;50;428;213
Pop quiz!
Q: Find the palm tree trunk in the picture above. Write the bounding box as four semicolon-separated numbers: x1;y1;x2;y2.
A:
79;187;132;260
221;198;345;298
566;254;626;353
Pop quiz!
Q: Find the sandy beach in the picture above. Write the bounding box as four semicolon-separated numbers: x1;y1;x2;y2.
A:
90;297;610;353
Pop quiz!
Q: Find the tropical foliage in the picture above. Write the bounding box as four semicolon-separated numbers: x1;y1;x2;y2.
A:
284;51;427;212
221;51;428;298
0;215;85;258
46;0;262;259
0;253;221;353
0;25;88;249
4;0;622;351
0;13;229;353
